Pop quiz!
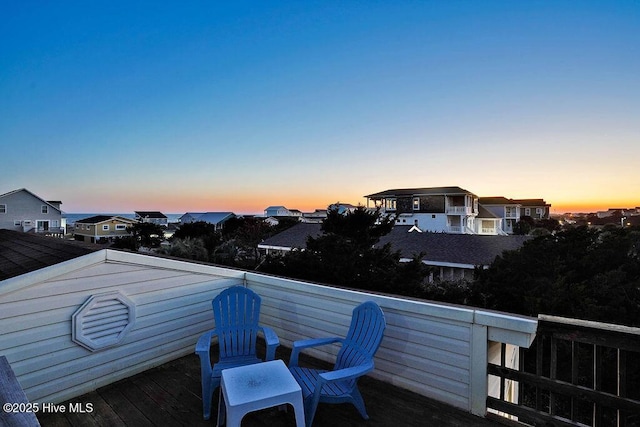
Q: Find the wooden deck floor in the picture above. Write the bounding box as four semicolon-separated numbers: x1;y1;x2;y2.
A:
37;345;504;427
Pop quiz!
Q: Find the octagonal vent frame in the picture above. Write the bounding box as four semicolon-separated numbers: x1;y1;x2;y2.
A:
72;291;136;352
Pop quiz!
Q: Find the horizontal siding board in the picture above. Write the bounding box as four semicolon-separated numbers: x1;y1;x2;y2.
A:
0;274;223;320
380;336;469;370
18;312;212;392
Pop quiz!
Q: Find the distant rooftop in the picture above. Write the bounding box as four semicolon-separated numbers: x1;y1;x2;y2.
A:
135;211;167;219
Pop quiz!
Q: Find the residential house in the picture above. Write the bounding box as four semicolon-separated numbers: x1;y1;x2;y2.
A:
300;204;358;223
178;212;205;223
178;212;235;230
258;222;323;255
365;186;482;234
263;206;302;218
513;198;551;220
258;222;528;280
134;211;168;226
73;215;137;243
0;188;65;236
478;197;521;234
379;226;529;281
476;206;506;236
301;209;327;223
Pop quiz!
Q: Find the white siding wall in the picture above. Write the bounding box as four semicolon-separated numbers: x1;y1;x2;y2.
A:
0;250;244;404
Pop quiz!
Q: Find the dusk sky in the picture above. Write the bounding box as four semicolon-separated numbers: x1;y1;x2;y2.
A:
2;1;638;214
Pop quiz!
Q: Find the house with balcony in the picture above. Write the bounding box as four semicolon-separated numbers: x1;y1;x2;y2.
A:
365;186;484;234
0;188;65;236
2;230;637;427
73;215;137;243
479;197;522;234
513;198;551;220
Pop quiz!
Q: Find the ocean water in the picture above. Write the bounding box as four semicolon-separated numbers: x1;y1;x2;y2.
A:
64;213;183;225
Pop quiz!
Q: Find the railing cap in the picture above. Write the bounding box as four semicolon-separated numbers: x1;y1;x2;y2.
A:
538;314;640;335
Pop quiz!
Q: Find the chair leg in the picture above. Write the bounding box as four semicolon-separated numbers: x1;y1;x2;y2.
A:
351;388;369;420
202;376;220;420
304;395;320;427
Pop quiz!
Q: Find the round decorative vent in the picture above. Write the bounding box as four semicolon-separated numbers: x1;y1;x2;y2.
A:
72;291;136;352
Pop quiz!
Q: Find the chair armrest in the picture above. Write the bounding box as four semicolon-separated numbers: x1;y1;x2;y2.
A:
195;330;218;377
195;330;217;354
259;326;280;361
318;360;374;383
288;337;344;367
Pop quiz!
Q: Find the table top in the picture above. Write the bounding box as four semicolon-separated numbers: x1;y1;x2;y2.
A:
221;359;301;407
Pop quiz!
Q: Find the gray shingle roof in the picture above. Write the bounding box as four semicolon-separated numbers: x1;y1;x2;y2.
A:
378;227;530;266
0;230;102;281
260;223;529;267
365;186;475;199
259;223;322;249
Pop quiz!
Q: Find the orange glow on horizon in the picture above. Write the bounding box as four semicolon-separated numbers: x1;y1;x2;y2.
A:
550;199;639;215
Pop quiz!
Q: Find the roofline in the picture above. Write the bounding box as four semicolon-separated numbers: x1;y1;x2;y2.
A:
0;249;245;297
365;187;477;199
399;258;488;269
0;188;63;214
77;216;137;225
257;244;294;251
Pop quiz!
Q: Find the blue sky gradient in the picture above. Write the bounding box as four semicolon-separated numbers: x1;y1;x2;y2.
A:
2;1;639;213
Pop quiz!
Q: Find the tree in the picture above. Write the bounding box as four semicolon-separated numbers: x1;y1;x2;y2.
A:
473;226;640;326
172;221;222;258
111;222;165;250
130;222;166;248
260;206;429;295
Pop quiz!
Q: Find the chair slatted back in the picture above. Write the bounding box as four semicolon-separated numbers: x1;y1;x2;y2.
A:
212;286;261;359
335;301;386;373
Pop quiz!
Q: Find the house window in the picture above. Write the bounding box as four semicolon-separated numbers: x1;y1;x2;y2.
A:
0;204;6;214
536;208;543;215
413;197;420;210
102;225;110;231
41;205;48;214
525;208;531;216
14;220;21;226
385;198;397;211
115;224;127;231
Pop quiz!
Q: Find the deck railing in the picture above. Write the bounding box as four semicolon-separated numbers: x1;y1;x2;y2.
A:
447;206;471;215
487;315;640;427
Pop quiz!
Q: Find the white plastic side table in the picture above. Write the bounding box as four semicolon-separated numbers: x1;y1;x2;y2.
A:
217;359;305;427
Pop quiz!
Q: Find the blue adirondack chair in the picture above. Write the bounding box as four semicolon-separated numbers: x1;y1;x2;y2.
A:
288;301;386;427
195;285;280;420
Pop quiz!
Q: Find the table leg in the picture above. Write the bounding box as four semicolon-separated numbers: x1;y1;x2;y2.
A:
216;388;226;427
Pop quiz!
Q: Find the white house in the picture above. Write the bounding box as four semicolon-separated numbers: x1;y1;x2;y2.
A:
263;206;302;218
365;186;483;234
478;197;521;234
